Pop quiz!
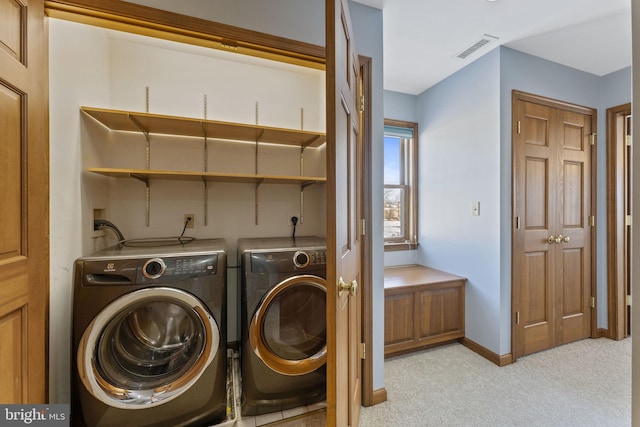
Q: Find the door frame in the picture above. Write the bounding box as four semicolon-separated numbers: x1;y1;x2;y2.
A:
358;54;379;407
511;90;598;360
606;103;632;340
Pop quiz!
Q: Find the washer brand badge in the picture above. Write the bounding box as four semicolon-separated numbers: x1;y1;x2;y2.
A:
0;405;69;426
104;262;116;272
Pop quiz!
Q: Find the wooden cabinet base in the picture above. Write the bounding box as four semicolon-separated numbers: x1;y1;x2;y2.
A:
384;265;466;358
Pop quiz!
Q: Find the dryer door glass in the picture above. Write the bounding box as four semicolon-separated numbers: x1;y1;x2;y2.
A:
262;284;325;359
78;287;219;408
249;275;326;375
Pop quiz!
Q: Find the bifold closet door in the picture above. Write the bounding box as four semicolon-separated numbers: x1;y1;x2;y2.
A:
512;94;593;359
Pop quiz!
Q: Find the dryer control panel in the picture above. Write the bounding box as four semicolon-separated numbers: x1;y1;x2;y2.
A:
250;249;326;273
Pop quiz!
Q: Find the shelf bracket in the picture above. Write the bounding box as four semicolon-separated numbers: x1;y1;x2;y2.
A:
128;115;150;143
130;173;150;227
128;114;151;170
300;186;305;225
301;135;321;151
255;178;264;225
203;178;209;227
301;181;317;190
202;124;209;226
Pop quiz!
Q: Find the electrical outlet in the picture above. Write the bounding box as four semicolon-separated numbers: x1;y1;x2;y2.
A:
288;213;300;226
92;207;106;238
184;214;195;228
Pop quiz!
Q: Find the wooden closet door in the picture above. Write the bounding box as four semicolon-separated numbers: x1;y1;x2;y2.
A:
0;0;49;403
512;92;593;360
512;99;558;357
556;109;592;345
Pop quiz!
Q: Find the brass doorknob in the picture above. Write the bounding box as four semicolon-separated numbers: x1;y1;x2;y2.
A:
339;277;358;297
562;235;570;243
554;235;563;244
548;235;556;244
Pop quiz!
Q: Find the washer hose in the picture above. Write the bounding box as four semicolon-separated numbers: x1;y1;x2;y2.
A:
93;219;126;242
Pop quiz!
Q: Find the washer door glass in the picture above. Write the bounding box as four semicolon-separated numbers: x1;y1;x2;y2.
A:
249;275;326;376
78;287;219;408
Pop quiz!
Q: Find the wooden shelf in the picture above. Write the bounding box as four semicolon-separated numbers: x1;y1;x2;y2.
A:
81;106;326;147
88;167;326;185
81;105;325;226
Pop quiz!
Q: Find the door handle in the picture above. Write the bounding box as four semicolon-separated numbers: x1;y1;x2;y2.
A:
547;235;570;244
338;277;358;297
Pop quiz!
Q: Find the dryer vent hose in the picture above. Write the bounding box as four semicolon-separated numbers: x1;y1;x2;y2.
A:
94;219;126;242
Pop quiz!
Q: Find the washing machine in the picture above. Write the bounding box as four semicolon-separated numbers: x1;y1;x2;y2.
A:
71;238;228;427
238;236;327;416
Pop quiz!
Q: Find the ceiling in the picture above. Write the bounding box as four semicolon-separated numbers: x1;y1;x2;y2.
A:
352;0;631;95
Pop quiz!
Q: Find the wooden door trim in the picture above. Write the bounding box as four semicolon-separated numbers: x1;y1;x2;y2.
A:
606;103;632;340
0;0;50;402
359;54;383;407
45;0;326;69
513;90;596;116
511;90;598;360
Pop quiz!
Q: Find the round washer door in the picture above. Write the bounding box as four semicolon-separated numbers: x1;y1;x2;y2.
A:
77;287;219;408
249;274;326;376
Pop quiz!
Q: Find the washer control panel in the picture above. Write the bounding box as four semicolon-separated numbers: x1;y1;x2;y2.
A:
138;254;218;282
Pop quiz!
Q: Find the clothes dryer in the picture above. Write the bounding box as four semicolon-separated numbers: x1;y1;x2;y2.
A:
71;238;227;427
238;236;327;416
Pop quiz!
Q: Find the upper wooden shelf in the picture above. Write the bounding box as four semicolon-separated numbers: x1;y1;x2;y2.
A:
81;107;326;148
88;167;326;185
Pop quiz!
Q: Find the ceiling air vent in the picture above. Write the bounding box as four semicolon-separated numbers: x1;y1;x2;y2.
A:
456;34;499;59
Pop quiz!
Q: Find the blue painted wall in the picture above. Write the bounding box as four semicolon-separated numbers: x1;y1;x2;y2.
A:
416;48;502;353
349;1;385;391
410;45;631;356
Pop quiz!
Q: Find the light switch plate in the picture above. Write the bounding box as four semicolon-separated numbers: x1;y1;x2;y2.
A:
472;201;480;216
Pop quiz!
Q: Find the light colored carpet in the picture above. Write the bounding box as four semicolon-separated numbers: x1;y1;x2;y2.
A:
359;338;631;427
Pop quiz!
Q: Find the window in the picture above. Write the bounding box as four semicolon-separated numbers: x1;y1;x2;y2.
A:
384;119;418;250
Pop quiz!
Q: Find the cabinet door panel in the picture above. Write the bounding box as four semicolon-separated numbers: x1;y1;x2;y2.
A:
384;292;414;346
417;287;463;338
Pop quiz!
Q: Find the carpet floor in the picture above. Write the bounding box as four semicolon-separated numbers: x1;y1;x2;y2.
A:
359;338;631;426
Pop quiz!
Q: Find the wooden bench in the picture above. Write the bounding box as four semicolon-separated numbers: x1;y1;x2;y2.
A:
384;265;466;357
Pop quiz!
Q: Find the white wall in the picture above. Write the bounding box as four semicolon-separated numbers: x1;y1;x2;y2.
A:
49;20;112;405
49;18;326;404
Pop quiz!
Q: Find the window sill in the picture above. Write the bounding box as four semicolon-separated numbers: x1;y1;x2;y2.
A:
384;241;418;252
